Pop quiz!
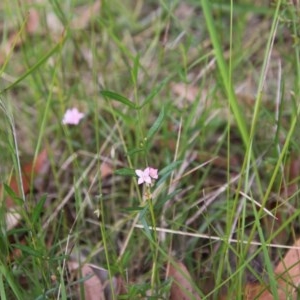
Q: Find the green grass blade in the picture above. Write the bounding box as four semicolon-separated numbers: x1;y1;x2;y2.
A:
131;53;140;86
248;0;282;141
0;265;23;300
0;273;7;300
0;36;65;94
251;198;279;298
201;0;249;147
32;194;47;224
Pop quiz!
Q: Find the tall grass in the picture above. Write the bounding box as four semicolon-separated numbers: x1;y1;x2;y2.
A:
0;0;300;299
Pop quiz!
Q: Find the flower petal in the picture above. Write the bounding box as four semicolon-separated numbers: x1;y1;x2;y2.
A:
148;167;158;179
62;108;85;125
138;177;144;185
144;176;152;184
135;169;143;177
143;168;150;176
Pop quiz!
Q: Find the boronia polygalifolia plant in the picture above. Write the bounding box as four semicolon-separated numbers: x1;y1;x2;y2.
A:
101;82;185;295
113;107;165;293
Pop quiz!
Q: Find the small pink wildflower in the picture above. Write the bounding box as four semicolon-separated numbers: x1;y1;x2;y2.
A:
135;168;152;185
135;167;158;185
146;167;158;179
62;108;85;125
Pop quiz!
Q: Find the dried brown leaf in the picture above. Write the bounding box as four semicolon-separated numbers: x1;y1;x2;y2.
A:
171;82;199;103
167;261;201;300
273;238;300;298
7;149;48;202
46;12;64;34
81;264;106;300
26;9;40;34
281;152;300;198
243;239;300;299
68;261;125;300
243;283;273;300
71;1;101;30
174;3;194;20
6;210;22;231
0;32;22;66
100;162;113;178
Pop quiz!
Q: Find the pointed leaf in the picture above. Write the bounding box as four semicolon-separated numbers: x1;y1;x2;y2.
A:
3;184;24;205
32;194;47;224
114;168;136;177
146;106;165;140
100;90;137;109
159;160;182;177
12;244;43;258
131;54;140;85
156;160;183;187
139;213;153;242
155;189;182;210
126;147;145;157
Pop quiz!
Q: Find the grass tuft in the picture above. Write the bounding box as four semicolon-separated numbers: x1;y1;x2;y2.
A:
1;0;300;299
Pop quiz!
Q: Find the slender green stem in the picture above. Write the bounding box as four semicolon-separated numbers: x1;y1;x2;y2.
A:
147;187;159;293
99;198;116;300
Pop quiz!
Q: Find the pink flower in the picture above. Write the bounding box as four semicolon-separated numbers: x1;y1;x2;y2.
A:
135;167;158;185
135;168;152;185
62;108;85;125
146;167;158;179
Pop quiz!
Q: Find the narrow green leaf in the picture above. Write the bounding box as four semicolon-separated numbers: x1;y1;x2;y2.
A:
0;273;7;300
100;90;137;109
139;207;153;241
122;206;144;213
12;244;43;258
32;194;47;224
201;0;248;147
126;147;145;157
109;107;133;124
0;265;23;300
114;168;136;177
146;106;165;140
3;184;24;205
159;160;182;177
155;189;182;210
1;36;65;94
7;227;29;236
156;160;183;187
139;78;169;108
131;54;140;85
